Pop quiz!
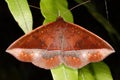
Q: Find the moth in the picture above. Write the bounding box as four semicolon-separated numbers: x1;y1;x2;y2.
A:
6;17;115;69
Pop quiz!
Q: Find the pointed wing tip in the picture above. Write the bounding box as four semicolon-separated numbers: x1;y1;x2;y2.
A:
111;49;115;53
5;47;13;54
5;48;10;54
109;47;115;53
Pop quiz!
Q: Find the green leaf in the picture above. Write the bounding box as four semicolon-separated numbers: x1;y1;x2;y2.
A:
78;65;95;80
79;62;113;80
40;0;73;24
91;62;113;80
6;0;33;34
51;65;78;80
40;0;78;80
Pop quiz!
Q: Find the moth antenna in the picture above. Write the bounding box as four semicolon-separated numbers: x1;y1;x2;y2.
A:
104;0;109;20
29;0;91;11
29;1;91;18
69;0;91;11
104;0;110;21
29;5;40;10
62;0;91;17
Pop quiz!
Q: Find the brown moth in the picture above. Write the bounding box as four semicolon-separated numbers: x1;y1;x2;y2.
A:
6;17;115;69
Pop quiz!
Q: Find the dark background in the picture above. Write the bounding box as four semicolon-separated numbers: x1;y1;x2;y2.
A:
0;0;120;80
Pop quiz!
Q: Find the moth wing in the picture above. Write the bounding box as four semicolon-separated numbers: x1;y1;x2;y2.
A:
62;22;115;69
6;21;63;69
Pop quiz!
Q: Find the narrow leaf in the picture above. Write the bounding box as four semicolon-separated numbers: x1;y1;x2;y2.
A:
78;65;95;80
91;62;113;80
79;62;113;80
6;0;33;34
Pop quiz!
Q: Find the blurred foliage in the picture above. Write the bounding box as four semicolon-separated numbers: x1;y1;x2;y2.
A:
78;62;113;80
75;0;120;48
